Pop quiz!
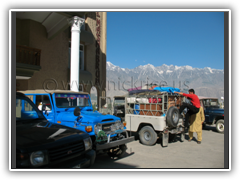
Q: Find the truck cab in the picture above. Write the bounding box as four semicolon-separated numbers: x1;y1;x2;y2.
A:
20;89;134;158
16;92;95;168
199;96;224;133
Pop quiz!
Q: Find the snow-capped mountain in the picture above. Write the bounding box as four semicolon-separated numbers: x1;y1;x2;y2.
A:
106;61;224;100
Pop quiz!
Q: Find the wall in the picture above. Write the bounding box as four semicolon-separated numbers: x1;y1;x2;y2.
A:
84;12;107;107
16;18;69;90
16;12;107;108
29;20;69;90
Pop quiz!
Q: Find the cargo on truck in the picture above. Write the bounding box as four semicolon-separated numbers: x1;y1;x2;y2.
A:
100;88;186;147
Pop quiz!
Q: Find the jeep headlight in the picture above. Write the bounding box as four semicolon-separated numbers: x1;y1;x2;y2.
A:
111;124;117;132
94;123;102;135
83;137;92;151
116;120;124;130
30;151;48;167
113;120;124;131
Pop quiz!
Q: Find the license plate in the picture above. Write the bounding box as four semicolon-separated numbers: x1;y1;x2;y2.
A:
73;164;81;168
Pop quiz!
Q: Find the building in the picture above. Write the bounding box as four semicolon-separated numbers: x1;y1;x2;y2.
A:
15;11;107;106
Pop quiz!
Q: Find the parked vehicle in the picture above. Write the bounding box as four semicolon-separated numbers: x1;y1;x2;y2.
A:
16;92;95;168
199;96;224;133
20;90;134;158
100;91;185;147
99;96;126;121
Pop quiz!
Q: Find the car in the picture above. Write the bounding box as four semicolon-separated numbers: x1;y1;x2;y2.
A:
199;96;224;133
19;90;134;158
16;92;96;168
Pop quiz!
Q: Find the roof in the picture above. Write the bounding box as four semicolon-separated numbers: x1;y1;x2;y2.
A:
18;89;89;95
198;96;218;100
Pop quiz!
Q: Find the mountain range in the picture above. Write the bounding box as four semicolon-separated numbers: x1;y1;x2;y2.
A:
106;62;224;102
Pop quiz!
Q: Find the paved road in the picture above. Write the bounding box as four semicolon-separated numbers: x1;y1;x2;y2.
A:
90;125;224;169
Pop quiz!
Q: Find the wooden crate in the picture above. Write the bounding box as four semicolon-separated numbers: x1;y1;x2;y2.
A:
176;96;182;109
168;100;176;109
139;104;163;116
167;96;182;109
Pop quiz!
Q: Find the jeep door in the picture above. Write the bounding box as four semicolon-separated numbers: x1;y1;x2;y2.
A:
16;98;39;120
26;94;55;122
202;99;211;123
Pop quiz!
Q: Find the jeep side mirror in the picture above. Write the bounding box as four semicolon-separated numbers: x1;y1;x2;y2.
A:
74;107;81;116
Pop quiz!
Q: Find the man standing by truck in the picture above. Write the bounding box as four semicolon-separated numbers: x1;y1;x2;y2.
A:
188;106;205;144
174;89;200;131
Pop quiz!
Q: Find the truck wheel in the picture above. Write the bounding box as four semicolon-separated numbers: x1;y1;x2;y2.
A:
107;144;127;158
166;106;180;128
139;126;157;146
216;119;224;133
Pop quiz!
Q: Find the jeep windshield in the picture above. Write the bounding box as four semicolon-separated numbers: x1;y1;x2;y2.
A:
114;97;125;105
202;99;219;107
55;93;91;108
16;96;45;121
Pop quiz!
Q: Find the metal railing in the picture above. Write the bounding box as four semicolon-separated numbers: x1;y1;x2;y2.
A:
125;92;183;116
16;45;41;66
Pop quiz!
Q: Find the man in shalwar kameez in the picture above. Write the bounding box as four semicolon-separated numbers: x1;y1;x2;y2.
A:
188;106;205;144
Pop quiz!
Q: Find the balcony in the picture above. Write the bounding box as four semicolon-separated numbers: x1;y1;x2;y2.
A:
16;45;41;79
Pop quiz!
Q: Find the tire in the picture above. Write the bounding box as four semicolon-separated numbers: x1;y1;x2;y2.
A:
139;126;157;146
107;144;127;158
166;106;180;128
216;119;224;133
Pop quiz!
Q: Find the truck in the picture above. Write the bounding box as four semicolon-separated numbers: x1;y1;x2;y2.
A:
19;89;134;158
199;96;224;133
16;92;95;168
99;91;185;147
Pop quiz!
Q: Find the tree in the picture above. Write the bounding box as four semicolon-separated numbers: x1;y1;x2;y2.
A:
92;103;97;111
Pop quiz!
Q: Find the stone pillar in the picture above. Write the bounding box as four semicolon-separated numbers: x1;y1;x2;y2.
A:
68;16;84;92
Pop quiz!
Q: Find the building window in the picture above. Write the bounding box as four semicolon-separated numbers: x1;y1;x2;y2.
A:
69;43;84;71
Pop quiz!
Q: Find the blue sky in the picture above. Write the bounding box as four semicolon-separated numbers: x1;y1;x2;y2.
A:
107;11;224;70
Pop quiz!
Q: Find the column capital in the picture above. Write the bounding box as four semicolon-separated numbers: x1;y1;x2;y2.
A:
68;16;85;31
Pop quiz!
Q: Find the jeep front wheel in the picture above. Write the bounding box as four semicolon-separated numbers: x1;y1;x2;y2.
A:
216;119;224;133
107;144;127;158
139;126;157;146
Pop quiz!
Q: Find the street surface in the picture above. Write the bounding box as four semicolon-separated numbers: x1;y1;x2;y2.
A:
90;125;224;169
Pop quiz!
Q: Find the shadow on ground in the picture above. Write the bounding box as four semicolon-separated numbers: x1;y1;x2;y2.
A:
90;151;137;169
202;125;218;133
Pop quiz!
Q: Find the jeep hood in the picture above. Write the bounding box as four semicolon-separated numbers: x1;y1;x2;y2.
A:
58;110;120;123
206;107;224;112
16;120;88;149
81;111;120;123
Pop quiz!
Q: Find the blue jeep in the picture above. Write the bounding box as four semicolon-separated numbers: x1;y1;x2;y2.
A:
20;89;134;158
199;97;224;133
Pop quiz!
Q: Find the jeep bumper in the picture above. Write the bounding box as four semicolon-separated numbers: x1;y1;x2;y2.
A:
96;136;135;150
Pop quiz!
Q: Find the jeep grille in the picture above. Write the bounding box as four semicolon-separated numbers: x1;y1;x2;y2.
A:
102;123;113;133
48;140;85;162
